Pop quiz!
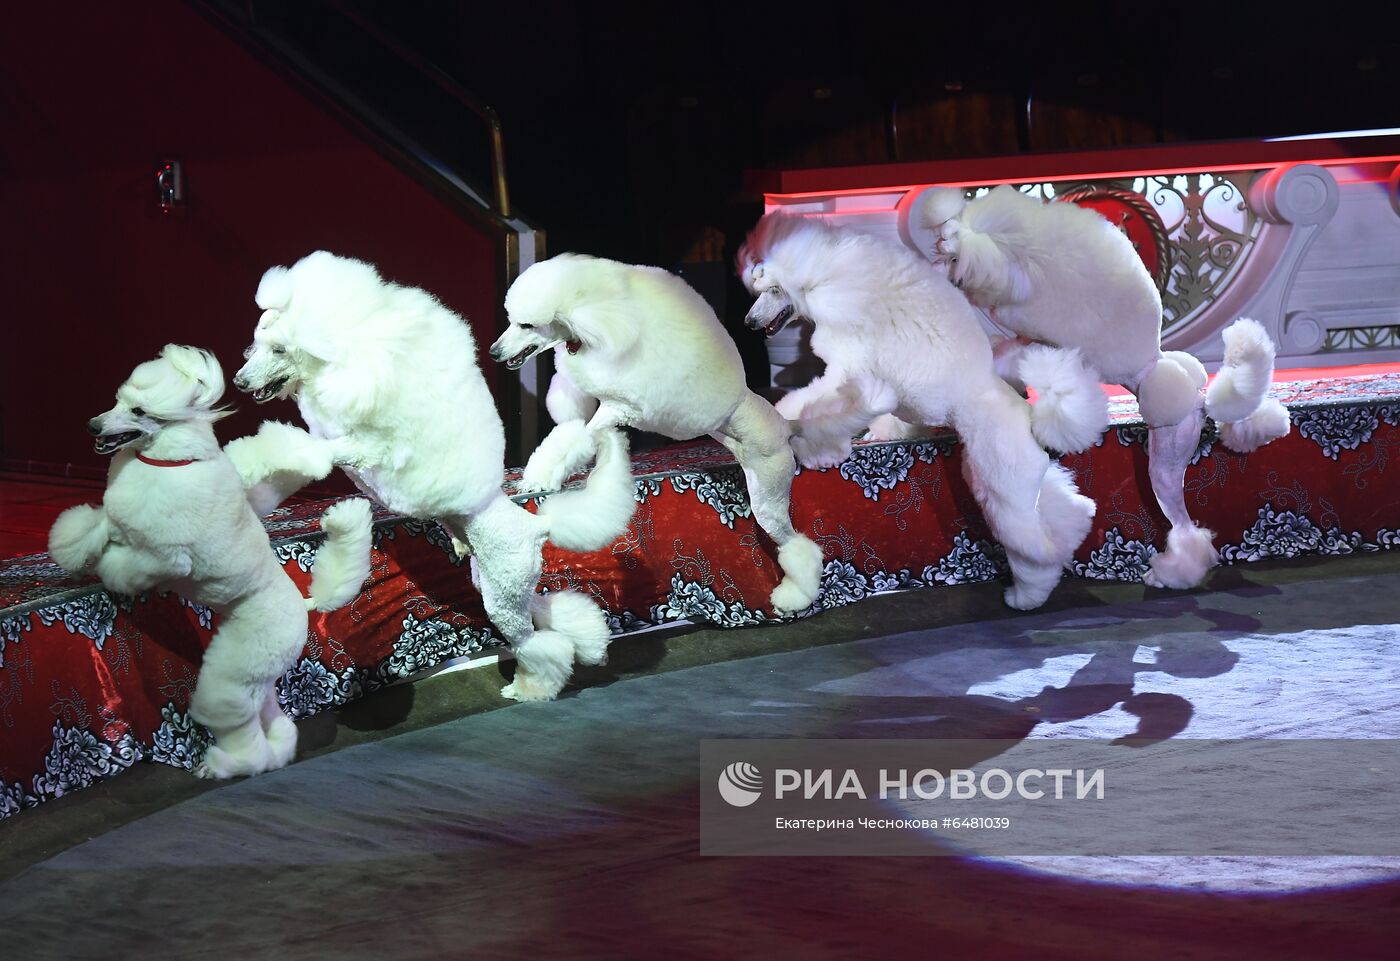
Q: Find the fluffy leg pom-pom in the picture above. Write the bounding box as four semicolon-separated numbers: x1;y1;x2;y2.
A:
769;536;824;614
918;186;969;229
1144;524;1219;590
1206;318;1277;424
307;498;373;612
1137;356;1205;428
1018;346;1109;453
1218;397;1290;453
1002;562;1064;612
48;504;109;574
501;630;576;702
532;590;611;666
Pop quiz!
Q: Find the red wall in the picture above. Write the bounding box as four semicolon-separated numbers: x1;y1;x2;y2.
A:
0;1;503;477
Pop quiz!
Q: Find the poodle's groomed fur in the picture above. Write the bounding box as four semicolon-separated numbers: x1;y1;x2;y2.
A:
916;185;1291;588
740;214;1095;611
48;345;373;779
492;254;824;614
233;252;637;700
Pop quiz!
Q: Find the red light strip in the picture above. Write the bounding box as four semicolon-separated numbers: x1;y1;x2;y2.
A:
764;153;1400;203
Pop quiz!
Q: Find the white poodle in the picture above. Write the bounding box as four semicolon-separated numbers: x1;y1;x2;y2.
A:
739;214;1096;611
232;252;638;701
914;185;1291;588
47;345;373;779
490;253;824;614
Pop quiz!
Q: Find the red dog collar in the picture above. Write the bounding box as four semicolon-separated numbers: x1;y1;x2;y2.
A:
136;453;198;467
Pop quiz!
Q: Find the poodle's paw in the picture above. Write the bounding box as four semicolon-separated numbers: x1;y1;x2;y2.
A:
1218;397;1291;454
500;674;561;703
774;392;807;421
519;458;570;494
1141;567;1169;590
194;743;271;780
503;629;574;702
1143;525;1218;590
320;496;372;537
933;218;961;259
769;579;816;615
276;435;335;480
770;536;823;614
328;436;374;471
449;535;473;561
791;434;850;470
1143;554;1213;590
263;714;298;770
1004;580;1054;611
864;414;930;442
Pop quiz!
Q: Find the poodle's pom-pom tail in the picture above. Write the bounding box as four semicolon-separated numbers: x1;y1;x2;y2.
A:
1018;345;1109;453
255;265;293;311
1144;524;1219;590
1219;396;1291;453
48;504;109;575
1162;350;1208;390
307;498;373;612
1137;355;1205;428
918;186;968;228
501;630;576;702
538;428;636;553
770;535;824;614
532;589;611;666
1207;318;1277;425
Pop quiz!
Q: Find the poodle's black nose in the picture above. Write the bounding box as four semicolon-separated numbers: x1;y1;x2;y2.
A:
232;374;247;390
87;418;103;436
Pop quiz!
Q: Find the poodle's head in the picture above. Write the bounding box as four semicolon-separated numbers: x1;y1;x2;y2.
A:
234;251;389;402
740;212;903;336
492;254;614;368
737;213;826;338
88;345;227;455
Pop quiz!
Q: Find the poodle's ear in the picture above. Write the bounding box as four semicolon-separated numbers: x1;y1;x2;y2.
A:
735;241;763;294
918;187;967;228
256;265;293;310
566;302;639;355
161;344;226;408
290;323;346;364
310;345;394;422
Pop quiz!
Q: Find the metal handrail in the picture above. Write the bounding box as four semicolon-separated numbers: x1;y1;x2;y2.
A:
240;0;513;218
320;1;510;218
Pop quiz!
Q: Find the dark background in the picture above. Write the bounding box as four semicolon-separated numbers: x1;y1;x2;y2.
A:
3;0;1398;475
336;1;1400;263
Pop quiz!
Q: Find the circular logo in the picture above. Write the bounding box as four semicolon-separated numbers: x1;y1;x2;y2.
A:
717;761;763;807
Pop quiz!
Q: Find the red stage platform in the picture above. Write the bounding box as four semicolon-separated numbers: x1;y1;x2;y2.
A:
2;367;1399;818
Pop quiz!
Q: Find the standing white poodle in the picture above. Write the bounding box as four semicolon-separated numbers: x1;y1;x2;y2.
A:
914;186;1291;588
47;345;373;779
490;253;824;614
232;252;638;701
740;214;1096;611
